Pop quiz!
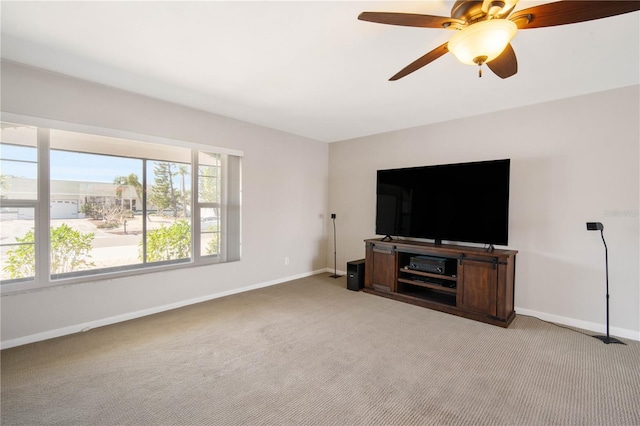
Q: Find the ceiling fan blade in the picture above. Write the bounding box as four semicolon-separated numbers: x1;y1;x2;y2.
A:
510;1;640;29
389;43;449;81
358;12;464;29
487;43;518;79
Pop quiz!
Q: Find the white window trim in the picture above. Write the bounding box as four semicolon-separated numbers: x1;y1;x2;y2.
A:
0;113;244;158
0;112;243;295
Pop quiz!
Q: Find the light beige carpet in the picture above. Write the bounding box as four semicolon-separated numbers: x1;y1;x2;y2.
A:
2;273;639;425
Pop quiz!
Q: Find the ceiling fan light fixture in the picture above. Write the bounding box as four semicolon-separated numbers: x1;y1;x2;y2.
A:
448;19;517;66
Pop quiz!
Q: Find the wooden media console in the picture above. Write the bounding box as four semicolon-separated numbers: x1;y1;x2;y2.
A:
364;238;517;327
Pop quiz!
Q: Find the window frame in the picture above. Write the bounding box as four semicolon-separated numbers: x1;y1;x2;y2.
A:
196;151;223;259
0;113;242;294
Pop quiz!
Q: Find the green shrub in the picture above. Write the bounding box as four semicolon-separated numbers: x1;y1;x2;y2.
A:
50;224;96;274
3;231;36;279
3;224;95;279
142;220;191;262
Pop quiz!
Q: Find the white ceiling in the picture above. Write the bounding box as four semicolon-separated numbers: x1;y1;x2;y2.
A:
1;1;639;142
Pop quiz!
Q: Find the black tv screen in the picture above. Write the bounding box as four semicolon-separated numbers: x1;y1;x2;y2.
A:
376;159;510;246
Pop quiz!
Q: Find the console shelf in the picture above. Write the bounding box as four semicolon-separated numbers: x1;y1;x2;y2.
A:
364;238;517;327
397;277;457;295
399;267;457;281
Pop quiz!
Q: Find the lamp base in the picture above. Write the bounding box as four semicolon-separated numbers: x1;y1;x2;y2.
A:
329;274;343;279
592;335;626;345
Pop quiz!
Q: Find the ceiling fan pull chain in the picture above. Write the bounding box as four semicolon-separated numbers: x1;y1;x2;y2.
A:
473;55;488;78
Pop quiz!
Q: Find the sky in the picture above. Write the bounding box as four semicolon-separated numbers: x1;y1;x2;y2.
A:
51;150;142;183
1;144;191;185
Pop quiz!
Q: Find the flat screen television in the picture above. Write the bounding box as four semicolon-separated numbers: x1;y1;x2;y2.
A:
376;159;510;246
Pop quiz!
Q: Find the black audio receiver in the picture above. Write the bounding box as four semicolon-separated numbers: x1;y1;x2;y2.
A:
408;255;456;275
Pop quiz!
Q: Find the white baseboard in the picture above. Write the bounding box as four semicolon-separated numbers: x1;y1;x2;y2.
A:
324;267;347;276
1;269;327;350
515;307;640;342
7;273;635;349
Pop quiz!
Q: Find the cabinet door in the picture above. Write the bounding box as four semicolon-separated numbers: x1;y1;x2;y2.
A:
365;244;396;292
459;258;497;316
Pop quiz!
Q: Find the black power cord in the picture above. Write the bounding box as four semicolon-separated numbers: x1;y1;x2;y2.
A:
517;313;598;339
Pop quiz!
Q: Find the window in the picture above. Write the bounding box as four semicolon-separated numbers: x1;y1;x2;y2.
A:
0;123;38;283
196;151;241;262
50;149;144;275
144;160;192;265
198;152;221;258
0;120;242;291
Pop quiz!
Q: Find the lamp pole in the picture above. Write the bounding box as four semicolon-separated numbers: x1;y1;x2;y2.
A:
587;222;625;345
330;213;341;278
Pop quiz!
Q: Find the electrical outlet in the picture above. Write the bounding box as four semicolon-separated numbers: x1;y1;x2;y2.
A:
331;213;336;219
284;257;290;266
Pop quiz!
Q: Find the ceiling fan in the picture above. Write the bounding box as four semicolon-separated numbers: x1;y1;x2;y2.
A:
358;0;640;80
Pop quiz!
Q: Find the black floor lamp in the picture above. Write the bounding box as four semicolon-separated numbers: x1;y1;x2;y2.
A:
586;222;626;345
330;213;342;278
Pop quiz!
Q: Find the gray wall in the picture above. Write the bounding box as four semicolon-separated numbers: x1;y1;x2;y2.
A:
1;62;330;346
329;85;640;339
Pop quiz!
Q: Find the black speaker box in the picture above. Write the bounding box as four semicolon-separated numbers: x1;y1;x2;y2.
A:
347;259;365;291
